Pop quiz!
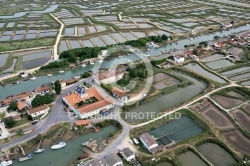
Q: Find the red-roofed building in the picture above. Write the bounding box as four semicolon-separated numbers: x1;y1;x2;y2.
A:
111;87;128;101
12;115;21;121
35;86;50;95
75;120;89;126
27;104;49;117
63;87;114;119
17;101;26;111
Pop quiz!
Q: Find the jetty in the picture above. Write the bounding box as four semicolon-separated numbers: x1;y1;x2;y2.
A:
36;136;43;149
19;145;25;156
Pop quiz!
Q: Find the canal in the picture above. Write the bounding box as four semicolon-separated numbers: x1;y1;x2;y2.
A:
12;125;118;166
0;25;250;100
125;73;206;123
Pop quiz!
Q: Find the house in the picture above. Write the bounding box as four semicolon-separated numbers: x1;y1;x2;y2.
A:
0;98;13;107
214;41;226;48
86;158;108;166
35;86;50;95
63;87;114;119
60;80;67;88
12;115;21;121
27;104;49;117
140;133;158;153
13;92;33;101
120;148;135;162
65;78;78;85
95;71;124;84
111;87;128;101
104;153;123;166
17;101;26;111
75;120;89;126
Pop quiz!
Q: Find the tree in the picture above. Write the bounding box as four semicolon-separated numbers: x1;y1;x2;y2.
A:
4;118;16;128
7;102;17;111
54;80;62;95
31;94;54;107
27;115;33;121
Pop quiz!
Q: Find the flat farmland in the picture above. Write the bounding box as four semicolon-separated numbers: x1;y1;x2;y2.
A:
211;94;244;109
231;109;250;132
149;73;179;90
223;130;250;156
241;103;250;115
198;103;235;130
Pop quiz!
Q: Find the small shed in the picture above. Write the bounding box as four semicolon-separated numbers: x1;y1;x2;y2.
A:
75;120;89;126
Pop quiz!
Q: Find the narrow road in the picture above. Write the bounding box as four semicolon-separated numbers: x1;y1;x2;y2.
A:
50;13;65;60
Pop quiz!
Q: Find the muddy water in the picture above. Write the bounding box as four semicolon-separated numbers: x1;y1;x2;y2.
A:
177;151;208;166
125;73;206;123
12;126;117;166
197;143;236;166
184;62;227;83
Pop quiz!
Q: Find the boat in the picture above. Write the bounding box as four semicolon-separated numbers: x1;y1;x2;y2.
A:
51;141;66;150
59;70;64;73
133;138;139;144
90;61;95;65
74;76;80;79
47;74;52;77
30;77;36;80
98;60;103;63
81;64;86;67
126;60;132;63
15;81;20;85
0;160;13;166
19;154;33;162
34;148;45;154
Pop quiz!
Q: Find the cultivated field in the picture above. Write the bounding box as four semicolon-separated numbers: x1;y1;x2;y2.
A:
211;94;244;109
198;103;235;130
223;130;250;156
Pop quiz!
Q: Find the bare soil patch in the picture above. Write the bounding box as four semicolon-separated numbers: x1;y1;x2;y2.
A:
211;94;244;109
223;130;250;155
228;47;244;56
231;109;250;132
241;103;250;115
199;103;235;130
150;73;179;90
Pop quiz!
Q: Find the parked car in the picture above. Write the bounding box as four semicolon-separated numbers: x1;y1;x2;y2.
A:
31;120;38;125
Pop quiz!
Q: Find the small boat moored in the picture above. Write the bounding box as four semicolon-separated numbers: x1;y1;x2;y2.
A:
81;64;86;67
59;70;64;73
51;141;66;150
34;148;45;154
19;154;33;162
47;74;52;77
74;76;80;79
0;160;13;166
30;77;36;80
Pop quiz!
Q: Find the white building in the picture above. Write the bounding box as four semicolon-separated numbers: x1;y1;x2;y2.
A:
140;133;158;153
104;153;123;166
120;148;135;162
27;104;49;117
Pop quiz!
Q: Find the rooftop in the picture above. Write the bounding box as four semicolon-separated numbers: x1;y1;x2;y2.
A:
27;104;49;115
111;87;126;97
104;153;122;166
35;86;50;93
17;101;26;110
140;133;158;147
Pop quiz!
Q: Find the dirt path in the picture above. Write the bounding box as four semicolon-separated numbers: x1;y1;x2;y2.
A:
50;13;64;60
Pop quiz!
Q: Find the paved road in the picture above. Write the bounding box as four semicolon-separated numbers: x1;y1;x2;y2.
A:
0;78;91;150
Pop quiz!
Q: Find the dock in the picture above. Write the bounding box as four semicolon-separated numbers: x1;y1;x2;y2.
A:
19;145;25;156
36;136;43;149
